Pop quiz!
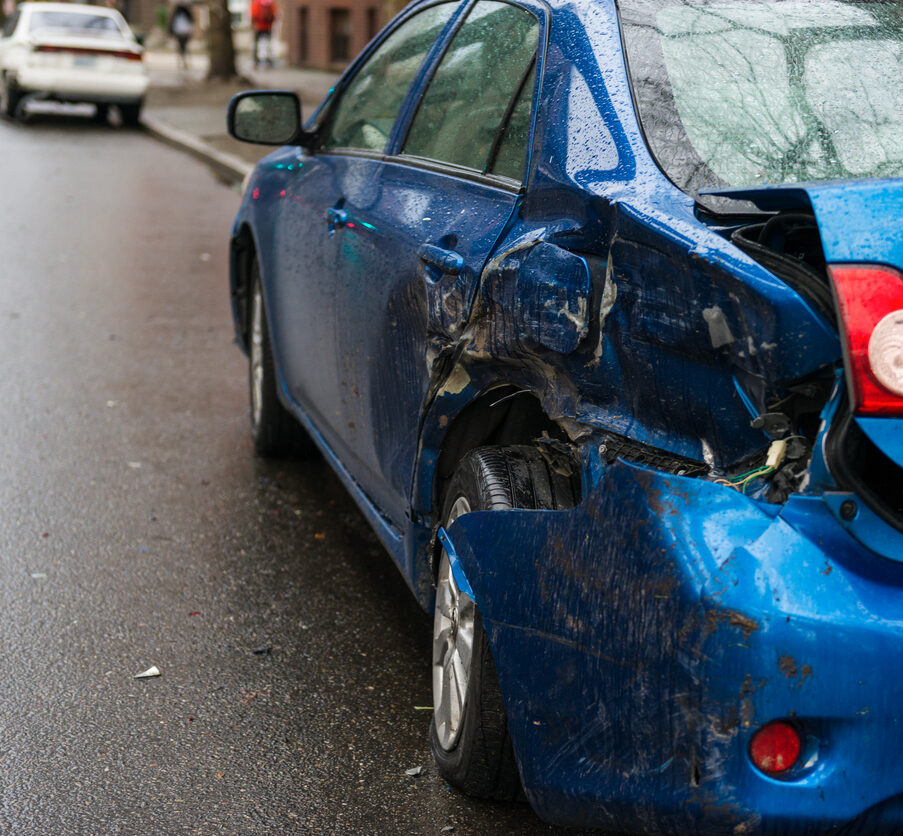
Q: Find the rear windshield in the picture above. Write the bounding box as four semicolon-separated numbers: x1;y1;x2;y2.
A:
29;10;127;37
618;0;903;202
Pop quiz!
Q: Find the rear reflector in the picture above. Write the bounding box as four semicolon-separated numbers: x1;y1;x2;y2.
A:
749;721;802;775
35;44;142;61
828;264;903;415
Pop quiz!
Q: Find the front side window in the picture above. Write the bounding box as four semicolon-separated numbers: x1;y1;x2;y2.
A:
619;0;903;202
323;2;457;152
403;0;539;177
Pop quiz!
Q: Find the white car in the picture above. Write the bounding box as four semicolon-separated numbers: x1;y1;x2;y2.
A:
0;2;148;123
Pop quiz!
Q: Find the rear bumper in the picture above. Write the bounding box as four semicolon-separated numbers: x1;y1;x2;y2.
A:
16;67;147;104
445;460;903;834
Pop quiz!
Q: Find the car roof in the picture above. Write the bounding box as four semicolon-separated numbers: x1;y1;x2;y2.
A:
20;2;123;15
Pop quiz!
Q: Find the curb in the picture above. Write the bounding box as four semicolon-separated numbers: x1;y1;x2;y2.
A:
141;113;253;186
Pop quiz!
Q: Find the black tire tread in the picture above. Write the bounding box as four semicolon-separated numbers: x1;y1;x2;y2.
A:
118;102;142;126
430;444;576;801
249;268;317;459
2;76;21;119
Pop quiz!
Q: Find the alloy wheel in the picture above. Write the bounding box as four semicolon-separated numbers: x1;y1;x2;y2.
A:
432;496;476;751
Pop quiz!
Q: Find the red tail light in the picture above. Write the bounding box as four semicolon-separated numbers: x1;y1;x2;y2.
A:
828;264;903;416
35;45;142;61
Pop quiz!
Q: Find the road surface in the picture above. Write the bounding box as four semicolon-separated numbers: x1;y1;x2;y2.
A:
0;110;601;835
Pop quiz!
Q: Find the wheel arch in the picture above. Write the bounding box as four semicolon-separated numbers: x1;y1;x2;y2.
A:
415;378;578;584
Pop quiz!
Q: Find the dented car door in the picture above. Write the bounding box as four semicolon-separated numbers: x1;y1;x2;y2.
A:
325;0;542;526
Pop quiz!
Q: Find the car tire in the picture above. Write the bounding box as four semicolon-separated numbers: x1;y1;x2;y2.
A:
94;103;110;124
430;445;577;800
1;75;22;119
118;102;141;127
248;262;317;458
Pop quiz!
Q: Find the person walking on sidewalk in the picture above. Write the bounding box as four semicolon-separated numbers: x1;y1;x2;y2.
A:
168;2;194;70
250;0;278;68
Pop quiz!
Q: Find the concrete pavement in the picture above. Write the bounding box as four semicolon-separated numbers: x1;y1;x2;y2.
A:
142;47;341;183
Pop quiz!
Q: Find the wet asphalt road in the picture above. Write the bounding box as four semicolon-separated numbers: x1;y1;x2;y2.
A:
0;111;602;835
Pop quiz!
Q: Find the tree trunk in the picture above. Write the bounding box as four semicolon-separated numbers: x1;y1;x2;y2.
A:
206;0;236;80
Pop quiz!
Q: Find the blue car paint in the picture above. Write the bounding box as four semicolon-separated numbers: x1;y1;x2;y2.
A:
445;466;903;834
856;416;903;471
436;526;474;601
710;180;903;267
228;0;903;831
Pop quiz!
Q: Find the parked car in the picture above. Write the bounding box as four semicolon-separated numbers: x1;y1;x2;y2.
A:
226;0;903;832
0;2;147;123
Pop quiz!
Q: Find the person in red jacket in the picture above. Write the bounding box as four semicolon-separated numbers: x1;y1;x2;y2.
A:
250;0;278;68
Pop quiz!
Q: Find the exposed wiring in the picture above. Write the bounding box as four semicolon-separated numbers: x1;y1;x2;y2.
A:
738;465;776;493
714;438;795;494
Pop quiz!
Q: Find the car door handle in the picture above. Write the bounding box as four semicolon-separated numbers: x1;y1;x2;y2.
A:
418;244;464;276
325;207;349;227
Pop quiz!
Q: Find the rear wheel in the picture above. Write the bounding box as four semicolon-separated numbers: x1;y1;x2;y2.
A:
248;261;317;458
430;445;577;799
118;101;142;126
1;75;22;119
94;103;109;124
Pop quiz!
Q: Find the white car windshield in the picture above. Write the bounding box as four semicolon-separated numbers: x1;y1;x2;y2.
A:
28;10;127;38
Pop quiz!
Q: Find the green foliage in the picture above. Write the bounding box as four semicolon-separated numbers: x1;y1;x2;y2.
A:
155;4;168;30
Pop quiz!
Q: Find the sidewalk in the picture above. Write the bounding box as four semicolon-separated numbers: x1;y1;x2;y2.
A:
142;47;342;184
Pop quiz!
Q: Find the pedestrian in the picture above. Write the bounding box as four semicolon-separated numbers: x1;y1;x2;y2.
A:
168;1;194;71
250;0;278;68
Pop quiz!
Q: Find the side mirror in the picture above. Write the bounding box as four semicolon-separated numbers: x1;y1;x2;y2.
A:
227;90;303;146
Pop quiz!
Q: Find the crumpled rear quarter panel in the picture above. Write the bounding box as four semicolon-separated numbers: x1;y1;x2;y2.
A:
446;460;903;835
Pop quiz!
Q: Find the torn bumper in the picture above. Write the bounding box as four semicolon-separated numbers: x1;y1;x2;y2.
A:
445;460;903;835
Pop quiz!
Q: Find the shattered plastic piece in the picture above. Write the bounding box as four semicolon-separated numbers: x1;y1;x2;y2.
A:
414;706;434;710
440;827;455;834
405;766;423;776
134;666;161;679
252;645;272;655
127;462;142;469
30;572;47;579
188;611;201;616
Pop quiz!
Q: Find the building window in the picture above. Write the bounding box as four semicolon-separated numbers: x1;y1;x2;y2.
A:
366;7;378;41
298;6;308;63
330;8;351;63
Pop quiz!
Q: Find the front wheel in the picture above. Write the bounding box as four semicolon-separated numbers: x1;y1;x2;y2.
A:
430;445;577;799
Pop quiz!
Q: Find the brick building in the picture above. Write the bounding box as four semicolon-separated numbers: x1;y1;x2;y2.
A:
280;0;402;70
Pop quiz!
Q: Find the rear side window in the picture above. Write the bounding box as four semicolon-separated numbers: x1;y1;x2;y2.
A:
29;11;125;37
403;0;539;178
323;2;457;152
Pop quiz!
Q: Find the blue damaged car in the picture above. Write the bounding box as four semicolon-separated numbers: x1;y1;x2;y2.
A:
226;0;903;831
